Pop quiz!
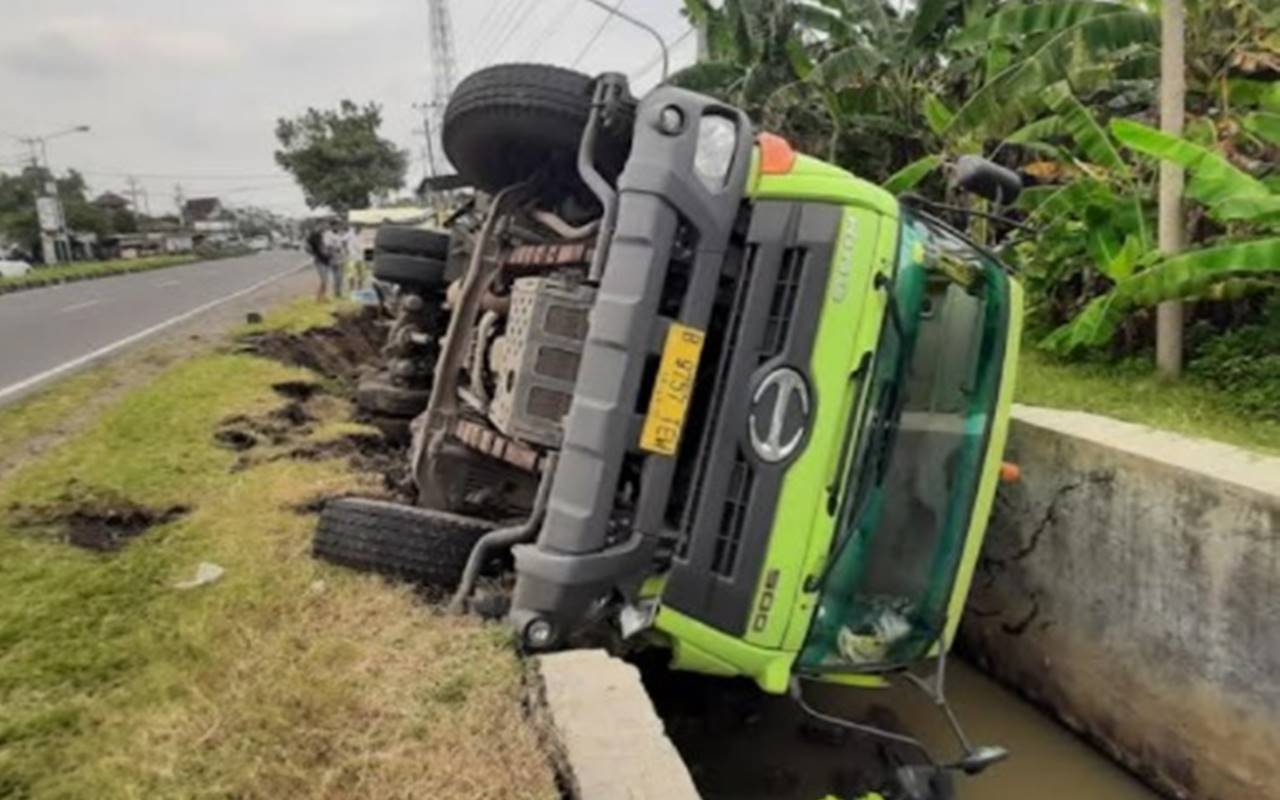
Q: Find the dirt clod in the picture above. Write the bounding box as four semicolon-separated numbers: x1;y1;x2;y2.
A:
12;489;190;552
271;380;323;402
237;310;384;387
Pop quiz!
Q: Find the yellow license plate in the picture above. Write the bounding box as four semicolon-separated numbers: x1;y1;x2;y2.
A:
639;323;706;456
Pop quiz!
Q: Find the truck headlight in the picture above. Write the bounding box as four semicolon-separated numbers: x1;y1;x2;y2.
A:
694;114;738;190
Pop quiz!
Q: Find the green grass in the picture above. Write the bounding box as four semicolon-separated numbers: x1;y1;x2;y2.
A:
0;255;198;292
0;304;557;799
1016;349;1280;455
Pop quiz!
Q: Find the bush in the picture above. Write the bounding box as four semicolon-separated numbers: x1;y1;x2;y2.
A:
1188;296;1280;421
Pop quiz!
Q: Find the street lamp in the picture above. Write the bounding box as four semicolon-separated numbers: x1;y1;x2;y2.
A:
7;125;91;265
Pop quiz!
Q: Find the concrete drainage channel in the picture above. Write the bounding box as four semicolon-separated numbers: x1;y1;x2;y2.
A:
532;647;1162;800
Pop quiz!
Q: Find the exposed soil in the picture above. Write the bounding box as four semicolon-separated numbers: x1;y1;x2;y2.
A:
236;308;386;386
10;487;189;552
226;314;414;503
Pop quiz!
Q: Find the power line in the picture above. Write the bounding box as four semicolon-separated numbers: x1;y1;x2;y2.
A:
462;0;526;73
488;0;542;65
630;26;695;83
78;169;289;181
570;0;626;69
517;0;581;62
461;0;514;56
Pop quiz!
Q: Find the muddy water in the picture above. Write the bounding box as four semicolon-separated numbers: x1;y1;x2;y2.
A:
646;658;1159;800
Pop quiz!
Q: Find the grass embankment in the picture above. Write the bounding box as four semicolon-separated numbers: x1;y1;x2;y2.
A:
1016;349;1280;456
0;302;557;799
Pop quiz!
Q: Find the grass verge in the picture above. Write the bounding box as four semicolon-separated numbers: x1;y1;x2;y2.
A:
0;255;197;292
1016;349;1280;455
0;301;557;799
0;248;256;294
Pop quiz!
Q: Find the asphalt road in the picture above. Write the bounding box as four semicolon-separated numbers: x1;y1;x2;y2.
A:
0;251;307;403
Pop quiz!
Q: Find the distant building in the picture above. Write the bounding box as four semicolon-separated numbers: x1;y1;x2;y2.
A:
183;197;235;243
93;192;131;211
182;197;224;223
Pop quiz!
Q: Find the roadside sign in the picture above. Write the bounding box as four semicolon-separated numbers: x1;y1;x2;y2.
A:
36;196;63;233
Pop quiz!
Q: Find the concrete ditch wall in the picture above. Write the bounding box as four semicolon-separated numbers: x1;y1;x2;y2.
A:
532;649;700;800
961;405;1280;800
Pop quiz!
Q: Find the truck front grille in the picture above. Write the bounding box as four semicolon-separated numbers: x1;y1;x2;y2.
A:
761;246;806;361
710;453;754;577
669;243;757;558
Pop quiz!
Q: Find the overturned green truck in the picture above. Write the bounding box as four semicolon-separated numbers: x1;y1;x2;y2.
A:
319;63;1024;795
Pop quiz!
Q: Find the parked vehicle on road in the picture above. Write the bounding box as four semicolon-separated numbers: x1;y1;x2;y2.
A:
316;62;1024;798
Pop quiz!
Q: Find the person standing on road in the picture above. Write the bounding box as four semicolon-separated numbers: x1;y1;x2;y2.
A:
321;219;346;300
304;220;343;301
343;224;366;292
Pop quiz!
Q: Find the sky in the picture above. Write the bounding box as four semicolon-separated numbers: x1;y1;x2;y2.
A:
0;0;697;218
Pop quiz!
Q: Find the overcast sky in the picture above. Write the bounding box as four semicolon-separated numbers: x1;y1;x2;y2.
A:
0;0;696;217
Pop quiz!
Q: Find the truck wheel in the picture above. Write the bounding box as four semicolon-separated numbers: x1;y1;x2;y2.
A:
313;498;494;588
442;63;633;193
372;253;448;288
375;227;450;259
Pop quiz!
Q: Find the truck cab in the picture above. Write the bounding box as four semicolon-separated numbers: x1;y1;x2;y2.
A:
506;87;1022;697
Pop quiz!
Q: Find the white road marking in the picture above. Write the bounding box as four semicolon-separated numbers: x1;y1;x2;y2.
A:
155;279;182;287
0;266;303;404
60;299;101;313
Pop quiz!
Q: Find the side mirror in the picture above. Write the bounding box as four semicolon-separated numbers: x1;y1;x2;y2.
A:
953;745;1010;775
953;155;1022;206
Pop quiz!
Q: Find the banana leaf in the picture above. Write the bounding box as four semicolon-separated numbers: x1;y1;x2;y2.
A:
910;0;956;46
1043;83;1130;176
946;11;1158;139
1243;112;1280;147
1043;237;1280;351
951;1;1133;49
1109;119;1274;222
923;94;954;137
882;156;943;194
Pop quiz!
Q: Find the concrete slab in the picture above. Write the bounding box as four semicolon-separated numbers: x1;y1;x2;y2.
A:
534;649;700;800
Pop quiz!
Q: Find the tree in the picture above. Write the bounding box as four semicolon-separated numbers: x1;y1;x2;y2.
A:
0;167;115;256
273;100;408;211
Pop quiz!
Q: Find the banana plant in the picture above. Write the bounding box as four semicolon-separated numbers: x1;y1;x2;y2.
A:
943;2;1161;141
1040;120;1280;353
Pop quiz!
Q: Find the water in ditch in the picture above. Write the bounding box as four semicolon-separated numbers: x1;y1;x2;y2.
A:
645;658;1159;800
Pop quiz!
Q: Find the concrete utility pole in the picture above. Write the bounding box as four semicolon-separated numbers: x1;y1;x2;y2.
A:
126;176;145;233
1156;0;1186;377
412;101;441;179
11;125;91;265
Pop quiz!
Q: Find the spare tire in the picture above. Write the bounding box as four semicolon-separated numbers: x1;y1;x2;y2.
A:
373;253;447;288
313;497;494;588
375;226;450;259
443;63;634;194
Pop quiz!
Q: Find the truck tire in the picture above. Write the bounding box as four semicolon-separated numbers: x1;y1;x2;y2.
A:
373;252;448;288
313;497;494;588
442;63;633;193
375;226;450;259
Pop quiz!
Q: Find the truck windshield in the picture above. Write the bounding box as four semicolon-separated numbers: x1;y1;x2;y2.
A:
799;210;1010;673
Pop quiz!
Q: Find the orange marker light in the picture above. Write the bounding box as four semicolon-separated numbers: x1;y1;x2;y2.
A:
757;132;796;175
1000;462;1022;484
